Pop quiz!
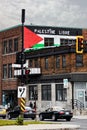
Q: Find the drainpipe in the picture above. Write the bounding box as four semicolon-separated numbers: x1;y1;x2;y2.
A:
72;82;74;109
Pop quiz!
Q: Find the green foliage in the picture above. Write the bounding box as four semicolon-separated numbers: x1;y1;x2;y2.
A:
0;119;53;126
0;120;15;126
15;114;24;125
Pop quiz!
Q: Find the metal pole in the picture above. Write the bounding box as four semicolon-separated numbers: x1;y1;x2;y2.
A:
72;82;74;109
21;9;25;85
20;9;25;118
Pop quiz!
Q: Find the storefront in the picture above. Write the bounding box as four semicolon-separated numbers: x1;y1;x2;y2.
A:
2;90;17;108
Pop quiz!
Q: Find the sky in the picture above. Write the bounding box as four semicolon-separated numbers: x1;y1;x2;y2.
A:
0;0;87;30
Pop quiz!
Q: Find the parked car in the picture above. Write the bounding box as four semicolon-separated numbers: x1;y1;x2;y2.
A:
39;106;73;121
7;106;36;119
0;105;6;119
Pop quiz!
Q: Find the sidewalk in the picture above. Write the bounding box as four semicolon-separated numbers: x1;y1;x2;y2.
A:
0;124;80;130
73;115;87;119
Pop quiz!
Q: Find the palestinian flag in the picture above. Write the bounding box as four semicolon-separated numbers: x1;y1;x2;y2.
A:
24;27;43;49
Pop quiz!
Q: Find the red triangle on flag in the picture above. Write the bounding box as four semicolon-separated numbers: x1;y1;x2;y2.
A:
24;27;43;49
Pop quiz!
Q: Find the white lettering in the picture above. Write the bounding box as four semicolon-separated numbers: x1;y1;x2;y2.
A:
34;29;55;34
59;30;70;35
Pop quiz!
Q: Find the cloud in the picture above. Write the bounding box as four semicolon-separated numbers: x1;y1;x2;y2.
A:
0;0;87;30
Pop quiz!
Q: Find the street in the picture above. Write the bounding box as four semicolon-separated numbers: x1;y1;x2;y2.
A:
43;118;87;130
60;118;87;130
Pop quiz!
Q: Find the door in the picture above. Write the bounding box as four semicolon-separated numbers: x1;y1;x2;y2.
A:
76;89;85;108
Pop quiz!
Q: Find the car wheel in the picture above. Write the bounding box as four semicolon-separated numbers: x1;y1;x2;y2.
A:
66;118;71;121
3;116;6;119
52;114;57;121
32;117;35;120
39;114;44;121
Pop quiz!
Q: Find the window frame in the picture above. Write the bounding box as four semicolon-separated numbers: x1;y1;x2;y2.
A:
62;55;66;68
56;84;67;101
3;64;7;79
76;54;83;67
41;84;51;101
34;58;38;68
3;40;8;54
8;39;13;53
45;57;48;69
29;59;33;67
14;38;18;52
60;38;76;46
29;85;38;100
56;56;60;68
44;37;54;47
8;64;12;78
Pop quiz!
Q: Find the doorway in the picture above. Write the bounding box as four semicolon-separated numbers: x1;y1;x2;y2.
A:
76;89;85;108
2;90;17;108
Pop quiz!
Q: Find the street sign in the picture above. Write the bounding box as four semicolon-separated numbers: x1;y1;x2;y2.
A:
12;60;28;68
12;64;21;68
12;62;28;68
18;86;26;98
14;68;41;76
63;79;68;88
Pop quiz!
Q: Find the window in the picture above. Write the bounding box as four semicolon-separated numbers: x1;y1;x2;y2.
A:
8;39;12;53
8;64;12;78
41;85;51;100
56;56;60;68
29;86;38;100
60;38;76;46
3;65;7;79
3;38;18;54
76;54;83;67
34;58;38;67
56;84;67;101
3;40;7;54
45;57;48;69
14;38;18;52
62;55;66;68
29;59;33;67
44;38;54;47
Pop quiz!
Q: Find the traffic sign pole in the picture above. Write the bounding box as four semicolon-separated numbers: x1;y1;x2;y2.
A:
21;9;25;85
20;98;26;112
19;9;25;115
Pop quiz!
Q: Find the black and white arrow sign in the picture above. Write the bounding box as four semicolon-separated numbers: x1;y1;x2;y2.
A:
18;86;26;98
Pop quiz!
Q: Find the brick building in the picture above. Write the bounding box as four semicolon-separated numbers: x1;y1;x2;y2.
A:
0;25;87;111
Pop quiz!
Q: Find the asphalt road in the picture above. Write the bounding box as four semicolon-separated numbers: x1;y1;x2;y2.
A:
43;118;87;130
65;118;87;130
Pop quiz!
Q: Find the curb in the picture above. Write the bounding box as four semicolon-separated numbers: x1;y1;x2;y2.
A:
0;124;80;130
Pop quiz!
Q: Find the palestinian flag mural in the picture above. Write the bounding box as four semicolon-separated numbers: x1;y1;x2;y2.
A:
24;26;82;51
24;26;60;51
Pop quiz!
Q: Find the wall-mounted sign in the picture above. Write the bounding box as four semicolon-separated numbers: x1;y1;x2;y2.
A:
63;79;68;88
26;26;82;36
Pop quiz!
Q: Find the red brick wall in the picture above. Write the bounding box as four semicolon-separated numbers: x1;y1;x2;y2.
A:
0;26;87;105
0;26;22;104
